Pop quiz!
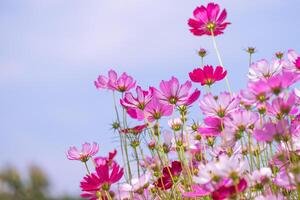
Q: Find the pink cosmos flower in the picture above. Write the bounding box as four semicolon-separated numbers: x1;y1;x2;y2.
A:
285;49;300;72
189;65;227;86
248;59;282;81
251;167;272;186
94;149;117;168
118;172;151;199
274;168;297;190
266;92;298;119
224;110;259;133
255;193;285;200
80;163;123;200
140;97;173;122
182;184;211;198
153;76;200;106
198;117;222;136
95;70;136;92
253;120;290;142
140;155;160;170
94;70;117;90
184;178;247;200
267;71;299;95
199;92;240;118
212;155;246;179
67;142;99;162
121;124;148;135
188;3;231;36
240;80;271;105
120;86;153;119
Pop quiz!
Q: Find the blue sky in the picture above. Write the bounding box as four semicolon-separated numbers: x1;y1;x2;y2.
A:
1;0;300;196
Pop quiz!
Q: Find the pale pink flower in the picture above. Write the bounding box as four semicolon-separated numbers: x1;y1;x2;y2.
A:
67;142;99;162
212;155;246;179
251;167;272;186
255;193;285;200
168;118;183;131
119;171;151;199
199;92;240;118
274;168;296;190
224;110;259;133
248;59;282;81
153;76;200;106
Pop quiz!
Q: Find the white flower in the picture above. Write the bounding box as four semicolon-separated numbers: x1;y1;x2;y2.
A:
248;59;282;81
168;118;183;131
213;155;246;178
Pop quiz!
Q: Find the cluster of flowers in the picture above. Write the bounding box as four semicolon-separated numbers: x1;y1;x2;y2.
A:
67;2;300;200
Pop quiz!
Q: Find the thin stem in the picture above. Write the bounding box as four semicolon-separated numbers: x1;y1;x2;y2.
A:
210;30;232;94
112;92;129;182
105;191;113;200
84;161;90;175
133;146;141;178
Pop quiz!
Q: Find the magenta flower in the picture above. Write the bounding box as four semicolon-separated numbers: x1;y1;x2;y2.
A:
211;178;247;200
143;97;173;122
199;92;240;118
285;49;300;72
189;65;227;86
121;124;148;135
67;142;99;162
153;76;200;106
182;184;211;198
198;117;222;136
95;70;136;92
248;59;282;81
121;86;153;120
253;120;290;142
120;86;153;110
188;3;231;36
94;149;117;168
80;163;124;200
94;70;117;90
267;71;299;95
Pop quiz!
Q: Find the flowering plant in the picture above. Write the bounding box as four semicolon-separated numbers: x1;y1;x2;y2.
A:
67;2;300;200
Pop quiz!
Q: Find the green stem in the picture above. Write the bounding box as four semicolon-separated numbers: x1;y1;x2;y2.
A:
112;92;129;182
133;146;141;178
84;161;90;174
105;191;113;200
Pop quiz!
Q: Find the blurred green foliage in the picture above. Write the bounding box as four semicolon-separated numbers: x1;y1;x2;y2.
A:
0;165;81;200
